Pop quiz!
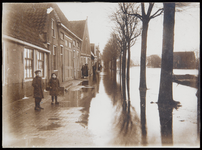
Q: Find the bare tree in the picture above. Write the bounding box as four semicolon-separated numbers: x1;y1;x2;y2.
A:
127;3;164;90
102;33;120;73
120;3;140;101
111;3;140;101
111;6;127;100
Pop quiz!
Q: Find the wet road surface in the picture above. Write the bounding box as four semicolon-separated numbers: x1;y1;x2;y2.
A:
3;67;199;147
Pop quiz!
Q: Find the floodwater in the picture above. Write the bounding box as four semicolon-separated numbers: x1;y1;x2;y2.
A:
3;67;199;147
85;67;199;147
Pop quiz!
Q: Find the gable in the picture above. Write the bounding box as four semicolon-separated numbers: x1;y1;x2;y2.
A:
69;20;86;39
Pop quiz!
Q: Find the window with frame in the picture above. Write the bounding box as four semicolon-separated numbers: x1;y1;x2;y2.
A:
65;40;68;47
69;42;72;48
60;32;64;40
60;46;63;63
38;51;44;77
73;40;75;47
53;46;57;70
24;48;33;79
51;19;55;37
61;46;63;55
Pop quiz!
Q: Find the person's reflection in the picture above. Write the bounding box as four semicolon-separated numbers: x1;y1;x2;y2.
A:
139;89;147;145
158;104;173;146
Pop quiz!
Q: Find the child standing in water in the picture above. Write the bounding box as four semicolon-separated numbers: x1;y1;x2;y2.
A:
48;73;60;104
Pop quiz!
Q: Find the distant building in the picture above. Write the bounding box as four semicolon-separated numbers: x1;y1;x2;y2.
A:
90;44;101;72
173;51;197;69
91;43;97;74
69;19;91;78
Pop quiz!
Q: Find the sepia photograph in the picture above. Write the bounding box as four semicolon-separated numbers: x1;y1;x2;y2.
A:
2;2;200;148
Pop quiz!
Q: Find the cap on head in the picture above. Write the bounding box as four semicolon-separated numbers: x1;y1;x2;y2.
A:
35;70;41;74
51;72;57;77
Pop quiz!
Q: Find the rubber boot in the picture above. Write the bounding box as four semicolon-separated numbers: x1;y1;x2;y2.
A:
35;100;40;110
51;96;54;105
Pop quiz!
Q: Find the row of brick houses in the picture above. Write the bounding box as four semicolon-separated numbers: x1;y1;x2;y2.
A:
2;3;98;103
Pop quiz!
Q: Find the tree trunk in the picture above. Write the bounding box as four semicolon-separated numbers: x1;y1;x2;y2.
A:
122;44;127;101
127;41;131;101
158;3;175;104
139;19;149;90
111;58;113;78
114;57;117;82
120;53;122;91
112;58;117;89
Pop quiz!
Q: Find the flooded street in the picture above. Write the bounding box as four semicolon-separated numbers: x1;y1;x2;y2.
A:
3;67;199;147
2;2;200;148
87;67;199;146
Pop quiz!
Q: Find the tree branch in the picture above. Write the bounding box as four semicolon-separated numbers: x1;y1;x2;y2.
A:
127;13;143;21
141;3;145;16
146;2;154;17
149;8;164;19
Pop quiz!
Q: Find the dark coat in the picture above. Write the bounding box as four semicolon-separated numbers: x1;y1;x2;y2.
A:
48;78;60;96
81;65;85;76
32;76;44;98
93;65;96;75
83;65;89;76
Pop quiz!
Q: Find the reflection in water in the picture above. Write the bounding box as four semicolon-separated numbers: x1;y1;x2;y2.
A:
61;73;101;128
101;71;141;146
119;100;132;136
89;68;198;146
78;73;101;127
139;89;147;145
158;104;173;146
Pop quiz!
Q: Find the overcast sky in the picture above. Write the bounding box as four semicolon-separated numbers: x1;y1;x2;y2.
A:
57;2;200;61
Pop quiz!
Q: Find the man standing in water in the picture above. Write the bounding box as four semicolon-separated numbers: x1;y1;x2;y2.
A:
32;70;44;110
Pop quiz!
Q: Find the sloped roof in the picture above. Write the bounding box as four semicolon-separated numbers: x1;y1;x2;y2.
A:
50;3;71;29
2;3;85;48
69;20;86;39
174;51;195;59
2;3;50;49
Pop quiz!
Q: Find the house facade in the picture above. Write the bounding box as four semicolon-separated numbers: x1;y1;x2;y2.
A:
69;19;91;77
90;43;102;72
2;3;91;103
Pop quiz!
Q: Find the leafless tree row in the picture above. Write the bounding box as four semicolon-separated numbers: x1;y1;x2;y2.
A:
103;2;195;106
